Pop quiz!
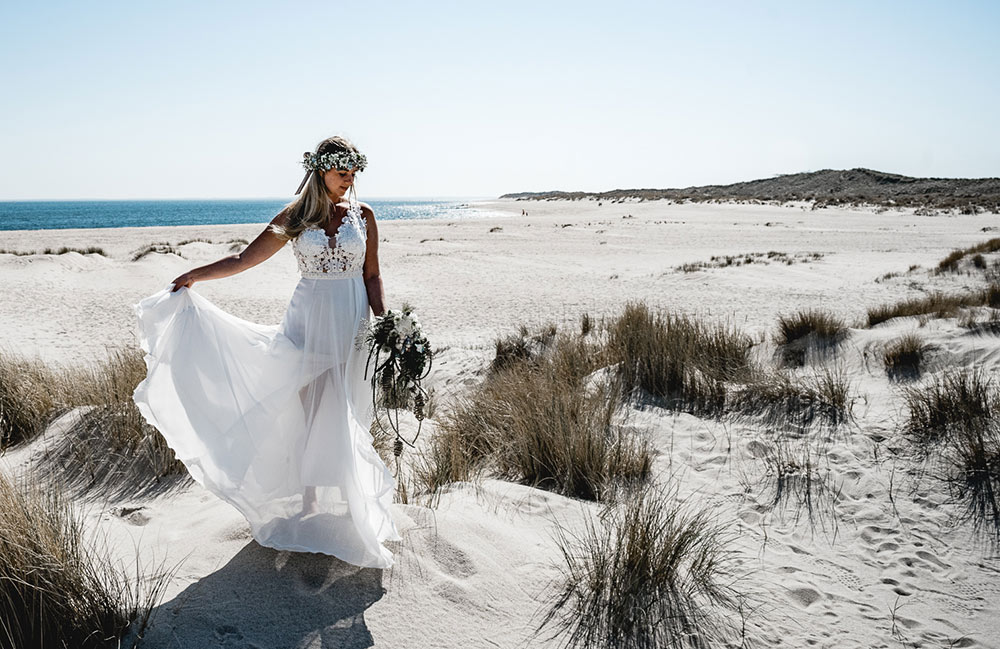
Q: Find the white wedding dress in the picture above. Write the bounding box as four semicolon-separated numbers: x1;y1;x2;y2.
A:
132;200;401;568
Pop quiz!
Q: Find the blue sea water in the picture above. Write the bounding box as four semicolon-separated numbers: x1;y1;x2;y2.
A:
0;198;495;231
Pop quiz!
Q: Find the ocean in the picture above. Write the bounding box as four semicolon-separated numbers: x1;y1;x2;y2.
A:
0;198;497;231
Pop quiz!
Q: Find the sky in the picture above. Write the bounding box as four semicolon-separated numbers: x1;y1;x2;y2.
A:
0;0;997;200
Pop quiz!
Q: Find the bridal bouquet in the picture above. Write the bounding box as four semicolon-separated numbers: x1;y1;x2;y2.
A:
364;305;433;457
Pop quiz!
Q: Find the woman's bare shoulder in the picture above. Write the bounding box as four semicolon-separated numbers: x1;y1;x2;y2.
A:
357;202;376;223
270;206;293;226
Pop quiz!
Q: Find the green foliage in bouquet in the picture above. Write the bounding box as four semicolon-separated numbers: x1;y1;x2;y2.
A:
365;304;433;459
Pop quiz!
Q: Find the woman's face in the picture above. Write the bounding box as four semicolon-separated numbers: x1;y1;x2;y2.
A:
322;166;359;199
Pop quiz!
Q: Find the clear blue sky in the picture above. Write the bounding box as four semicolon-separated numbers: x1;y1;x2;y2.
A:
1;1;997;200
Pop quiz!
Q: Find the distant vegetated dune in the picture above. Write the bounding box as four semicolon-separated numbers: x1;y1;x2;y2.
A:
501;168;1000;213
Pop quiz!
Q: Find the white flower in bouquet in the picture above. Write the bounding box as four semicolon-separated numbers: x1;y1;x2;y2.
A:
397;314;415;337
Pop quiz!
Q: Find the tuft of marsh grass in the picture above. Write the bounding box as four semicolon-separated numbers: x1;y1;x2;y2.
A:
0;471;172;649
489;322;559;374
883;334;928;381
537;483;748;648
605;302;754;415
425;333;652;502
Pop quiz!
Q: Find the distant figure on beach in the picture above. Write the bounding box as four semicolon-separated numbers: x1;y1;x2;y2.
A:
132;136;400;568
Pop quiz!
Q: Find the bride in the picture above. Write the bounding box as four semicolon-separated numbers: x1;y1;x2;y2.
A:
132;136;401;568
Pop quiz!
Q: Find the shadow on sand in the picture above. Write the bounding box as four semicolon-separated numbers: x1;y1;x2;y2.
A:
142;541;385;648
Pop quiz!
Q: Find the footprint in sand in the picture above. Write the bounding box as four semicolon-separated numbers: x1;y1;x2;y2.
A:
111;506;150;526
787;586;823;608
213;624;262;649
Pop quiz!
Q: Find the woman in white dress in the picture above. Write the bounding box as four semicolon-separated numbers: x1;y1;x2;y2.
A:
132;136;401;568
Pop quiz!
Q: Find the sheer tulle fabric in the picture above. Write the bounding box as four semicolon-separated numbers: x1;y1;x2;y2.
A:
132;275;400;568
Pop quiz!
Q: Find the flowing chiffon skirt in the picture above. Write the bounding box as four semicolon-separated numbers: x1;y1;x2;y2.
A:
132;278;401;568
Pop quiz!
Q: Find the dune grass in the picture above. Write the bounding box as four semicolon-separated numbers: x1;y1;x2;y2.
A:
604;302;754;416
745;438;842;530
423;331;652;502
0;247;106;256
537;483;747;648
131;243;182;261
866;285;1000;327
732;366;854;432
883;334;928;381
935;238;1000;274
0;351;62;449
775;309;848;367
903;368;1000;545
0;471;172;649
0;346;186;498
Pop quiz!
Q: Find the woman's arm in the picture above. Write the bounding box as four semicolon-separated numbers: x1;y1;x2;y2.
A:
360;203;386;316
170;209;291;292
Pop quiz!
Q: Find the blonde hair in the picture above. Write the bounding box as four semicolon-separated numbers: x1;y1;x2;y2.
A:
269;135;362;242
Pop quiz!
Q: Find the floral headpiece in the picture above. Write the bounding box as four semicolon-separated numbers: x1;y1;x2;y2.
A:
302;150;367;173
295;149;367;195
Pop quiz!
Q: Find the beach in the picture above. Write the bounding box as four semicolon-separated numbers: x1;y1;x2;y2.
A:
2;199;1000;648
2;199;995;365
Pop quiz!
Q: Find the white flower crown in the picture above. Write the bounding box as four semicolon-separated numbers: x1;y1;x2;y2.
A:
302;150;368;173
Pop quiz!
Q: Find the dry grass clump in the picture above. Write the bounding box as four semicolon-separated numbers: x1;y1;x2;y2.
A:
0;346;184;497
732;366;854;432
489;323;558;374
777;309;847;346
866;285;1000;327
883;334;928;381
903;368;1000;544
0;351;61;449
45;347;185;497
0;471;170;649
0;247;106;256
775;309;848;366
423;333;652;502
935;238;1000;274
605;302;754;415
903;369;996;450
537;483;747;648
745;439;841;529
131;243;181;261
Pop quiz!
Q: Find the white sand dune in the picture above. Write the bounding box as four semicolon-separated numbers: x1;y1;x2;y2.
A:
2;200;1000;647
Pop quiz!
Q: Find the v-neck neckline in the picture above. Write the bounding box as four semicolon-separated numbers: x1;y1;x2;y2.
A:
317;202;355;248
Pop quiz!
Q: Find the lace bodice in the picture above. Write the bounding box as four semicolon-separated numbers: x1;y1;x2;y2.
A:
292;202;368;279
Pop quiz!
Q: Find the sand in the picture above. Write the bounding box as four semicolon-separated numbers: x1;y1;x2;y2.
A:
2;199;999;648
